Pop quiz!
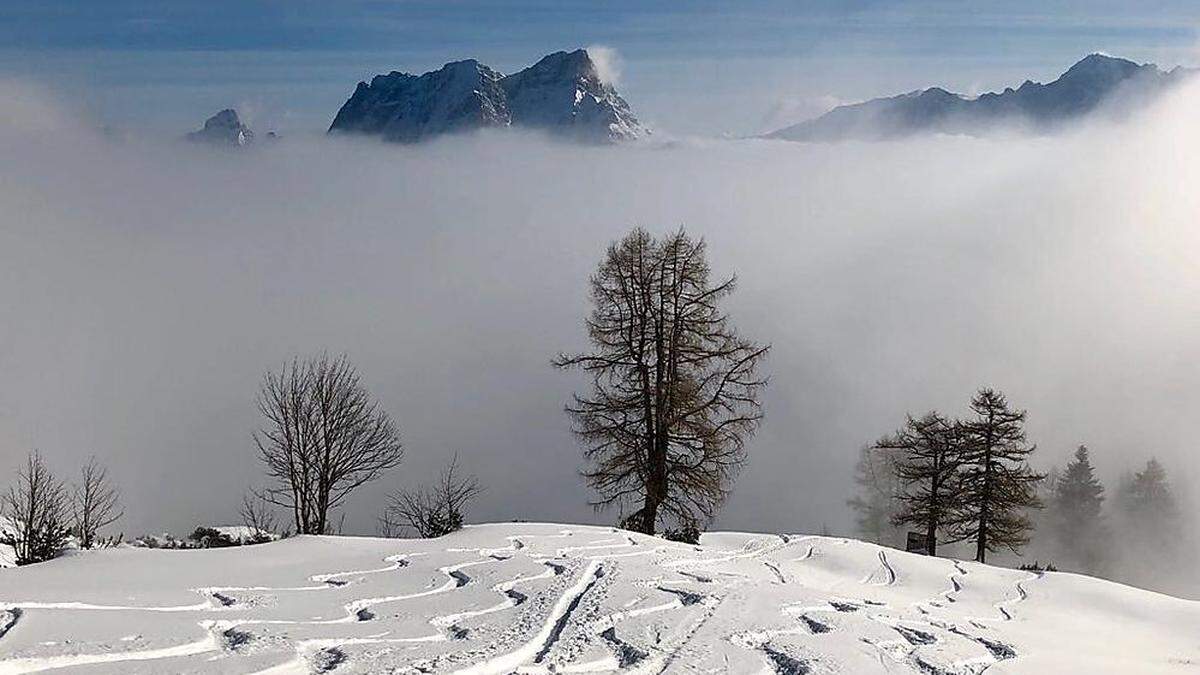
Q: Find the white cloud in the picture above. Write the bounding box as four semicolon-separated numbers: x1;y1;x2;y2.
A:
759;93;845;132
585;45;622;86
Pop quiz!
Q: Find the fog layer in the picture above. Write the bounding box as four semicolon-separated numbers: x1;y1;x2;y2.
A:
1;80;1197;566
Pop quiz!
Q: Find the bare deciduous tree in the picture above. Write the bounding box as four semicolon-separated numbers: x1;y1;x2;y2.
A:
70;456;123;549
239;491;280;542
555;228;770;535
382;453;482;538
1;451;70;565
376;508;402;538
254;353;404;534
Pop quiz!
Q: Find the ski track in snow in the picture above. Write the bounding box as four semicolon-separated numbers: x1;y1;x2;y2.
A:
724;542;1032;675
0;620;222;675
859;550;897;586
991;572;1037;623
448;558;605;675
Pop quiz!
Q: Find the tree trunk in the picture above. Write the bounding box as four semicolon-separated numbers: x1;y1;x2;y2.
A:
640;494;658;534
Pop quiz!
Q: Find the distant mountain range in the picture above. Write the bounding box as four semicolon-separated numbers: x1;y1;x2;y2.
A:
768;54;1194;142
328;49;646;144
186;53;1189;147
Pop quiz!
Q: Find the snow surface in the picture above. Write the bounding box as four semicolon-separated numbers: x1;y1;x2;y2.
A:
0;522;1196;673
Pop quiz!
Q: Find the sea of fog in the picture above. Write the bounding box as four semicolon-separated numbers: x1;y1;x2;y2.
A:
1;78;1197;586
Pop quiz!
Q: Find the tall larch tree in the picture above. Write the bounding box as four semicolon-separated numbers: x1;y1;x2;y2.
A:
556;228;770;535
955;388;1044;562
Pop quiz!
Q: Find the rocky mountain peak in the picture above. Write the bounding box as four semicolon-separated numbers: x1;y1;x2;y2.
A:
1059;53;1142;83
329;49;645;144
186;109;254;146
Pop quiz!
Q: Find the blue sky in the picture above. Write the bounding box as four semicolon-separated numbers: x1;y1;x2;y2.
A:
2;1;1198;135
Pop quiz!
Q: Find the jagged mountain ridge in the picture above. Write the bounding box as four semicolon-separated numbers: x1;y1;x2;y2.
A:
769;54;1194;142
328;49;645;143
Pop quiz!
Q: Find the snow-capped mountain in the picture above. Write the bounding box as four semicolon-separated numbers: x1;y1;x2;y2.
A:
769;54;1194;141
186;109;254;146
329;49;646;143
501;50;643;143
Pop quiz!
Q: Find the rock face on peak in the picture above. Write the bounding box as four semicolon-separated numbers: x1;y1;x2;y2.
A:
501;50;643;142
187;109;254;146
329;60;509;143
769;54;1193;142
329;49;645;143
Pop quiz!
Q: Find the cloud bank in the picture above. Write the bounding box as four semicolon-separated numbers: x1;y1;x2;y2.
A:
1;79;1198;595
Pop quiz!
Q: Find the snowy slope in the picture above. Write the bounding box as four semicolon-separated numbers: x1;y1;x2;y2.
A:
0;523;1196;674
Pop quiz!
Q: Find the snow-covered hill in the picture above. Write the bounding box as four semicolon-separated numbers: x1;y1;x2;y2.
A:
0;523;1196;673
328;50;646;144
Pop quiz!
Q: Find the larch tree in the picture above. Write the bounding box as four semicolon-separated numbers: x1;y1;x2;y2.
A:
876;412;964;556
955;388;1044;562
1050;445;1107;572
555;228;770;535
254;353;404;534
847;444;903;546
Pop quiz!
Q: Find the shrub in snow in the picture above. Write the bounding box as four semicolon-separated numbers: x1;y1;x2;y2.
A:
382;453;481;538
189;527;236;548
662;525;702;545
